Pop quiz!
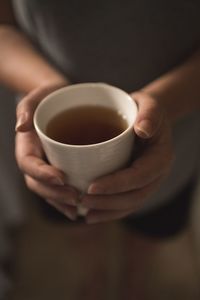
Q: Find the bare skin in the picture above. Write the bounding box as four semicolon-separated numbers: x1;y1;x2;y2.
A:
1;1;200;223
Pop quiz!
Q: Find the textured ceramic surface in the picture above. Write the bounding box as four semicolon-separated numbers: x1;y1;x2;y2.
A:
34;83;137;213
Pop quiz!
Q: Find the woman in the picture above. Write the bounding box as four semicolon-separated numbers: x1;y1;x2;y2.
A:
0;0;200;237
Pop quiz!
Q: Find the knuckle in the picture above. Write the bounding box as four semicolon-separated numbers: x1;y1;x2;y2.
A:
16;99;27;116
16;158;25;173
36;167;46;181
16;101;22;115
24;175;34;190
16;156;30;175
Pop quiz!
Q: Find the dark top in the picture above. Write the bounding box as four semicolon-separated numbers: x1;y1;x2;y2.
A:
12;0;200;210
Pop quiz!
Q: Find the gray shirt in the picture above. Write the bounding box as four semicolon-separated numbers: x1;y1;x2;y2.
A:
12;0;200;210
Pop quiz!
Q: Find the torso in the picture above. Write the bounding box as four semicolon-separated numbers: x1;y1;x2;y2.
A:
12;0;200;209
13;0;200;91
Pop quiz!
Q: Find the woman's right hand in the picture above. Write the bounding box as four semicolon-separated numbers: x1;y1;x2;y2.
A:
15;82;79;221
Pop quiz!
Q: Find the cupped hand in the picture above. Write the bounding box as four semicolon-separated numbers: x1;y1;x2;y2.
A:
82;92;174;224
15;82;79;221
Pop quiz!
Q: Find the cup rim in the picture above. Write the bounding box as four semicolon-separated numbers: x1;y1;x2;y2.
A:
33;82;138;149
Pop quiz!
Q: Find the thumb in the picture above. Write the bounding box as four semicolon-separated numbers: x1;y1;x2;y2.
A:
15;89;41;132
131;92;163;139
15;83;66;132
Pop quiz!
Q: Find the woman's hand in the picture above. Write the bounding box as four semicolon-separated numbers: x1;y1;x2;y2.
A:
15;82;79;221
82;92;174;224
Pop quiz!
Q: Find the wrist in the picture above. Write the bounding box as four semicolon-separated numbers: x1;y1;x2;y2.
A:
138;49;200;123
0;25;70;93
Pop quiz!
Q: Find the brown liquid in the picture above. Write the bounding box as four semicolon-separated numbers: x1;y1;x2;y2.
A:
46;105;128;145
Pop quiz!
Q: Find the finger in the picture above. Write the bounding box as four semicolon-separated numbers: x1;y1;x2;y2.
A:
84;176;163;211
25;175;78;206
86;209;133;224
16;131;66;185
16;83;66;132
131;92;164;139
16;88;49;132
46;198;77;221
88;139;173;195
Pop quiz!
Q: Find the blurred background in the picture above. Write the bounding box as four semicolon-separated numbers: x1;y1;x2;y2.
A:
1;85;200;300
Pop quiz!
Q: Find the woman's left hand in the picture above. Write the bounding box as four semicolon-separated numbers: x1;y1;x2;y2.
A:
82;91;174;224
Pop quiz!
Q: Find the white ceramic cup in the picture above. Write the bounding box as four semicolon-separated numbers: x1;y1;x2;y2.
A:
34;83;138;215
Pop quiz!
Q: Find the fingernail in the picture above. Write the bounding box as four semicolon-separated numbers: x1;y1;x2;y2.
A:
135;120;153;138
88;184;102;195
50;177;65;186
15;113;28;131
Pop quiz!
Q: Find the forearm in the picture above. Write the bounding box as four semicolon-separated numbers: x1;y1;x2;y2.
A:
142;48;200;123
0;25;68;93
